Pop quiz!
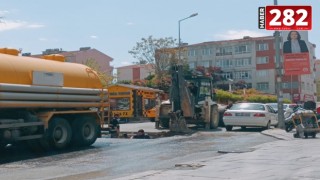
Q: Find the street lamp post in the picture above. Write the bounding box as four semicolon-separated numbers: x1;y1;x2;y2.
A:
178;13;198;62
274;0;285;129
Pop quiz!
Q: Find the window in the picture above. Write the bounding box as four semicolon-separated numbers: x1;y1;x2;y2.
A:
199;81;211;101
144;99;156;110
257;82;269;90
202;48;212;56
282;82;290;89
234;58;251;67
257;57;269;64
234;71;252;79
235;44;251;54
198;61;210;67
188;49;196;56
110;98;130;111
216;59;232;68
256;70;268;77
257;43;269;51
216;46;232;56
189;62;195;69
282;82;298;89
222;72;233;79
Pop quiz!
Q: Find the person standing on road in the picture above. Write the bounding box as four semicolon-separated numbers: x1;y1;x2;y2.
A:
131;129;150;139
110;113;120;138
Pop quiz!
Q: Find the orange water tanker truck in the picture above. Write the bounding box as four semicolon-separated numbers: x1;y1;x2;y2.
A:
0;48;108;150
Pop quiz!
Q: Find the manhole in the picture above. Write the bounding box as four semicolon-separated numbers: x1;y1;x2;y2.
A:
175;163;205;170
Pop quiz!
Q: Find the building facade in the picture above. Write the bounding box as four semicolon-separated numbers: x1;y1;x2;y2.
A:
28;47;114;76
314;60;320;101
116;64;154;82
184;35;317;103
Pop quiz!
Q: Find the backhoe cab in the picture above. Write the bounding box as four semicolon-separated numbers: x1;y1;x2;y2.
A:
156;65;219;131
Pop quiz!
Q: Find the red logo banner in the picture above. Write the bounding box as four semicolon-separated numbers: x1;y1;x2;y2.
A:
284;53;310;75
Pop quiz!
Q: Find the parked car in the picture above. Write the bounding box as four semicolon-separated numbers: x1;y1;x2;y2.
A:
266;103;300;112
284;103;300;110
223;103;278;131
266;103;278;112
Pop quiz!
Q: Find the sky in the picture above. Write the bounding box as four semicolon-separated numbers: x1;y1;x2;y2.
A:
1;0;319;69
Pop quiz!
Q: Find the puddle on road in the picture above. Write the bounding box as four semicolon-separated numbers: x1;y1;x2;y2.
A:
103;131;194;139
217;148;255;154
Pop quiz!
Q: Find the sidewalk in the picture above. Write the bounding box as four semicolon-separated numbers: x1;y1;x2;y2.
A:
114;128;320;180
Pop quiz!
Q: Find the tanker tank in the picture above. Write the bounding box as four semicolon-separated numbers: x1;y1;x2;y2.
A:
0;48;107;108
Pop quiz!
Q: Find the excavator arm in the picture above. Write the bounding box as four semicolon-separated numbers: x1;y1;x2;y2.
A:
170;65;195;118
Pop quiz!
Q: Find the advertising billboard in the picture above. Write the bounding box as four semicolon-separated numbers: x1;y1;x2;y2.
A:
281;30;311;75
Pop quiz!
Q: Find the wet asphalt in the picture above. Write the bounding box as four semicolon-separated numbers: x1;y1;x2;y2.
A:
0;123;277;180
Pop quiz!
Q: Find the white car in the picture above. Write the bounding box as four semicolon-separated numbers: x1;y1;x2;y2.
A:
223;103;278;131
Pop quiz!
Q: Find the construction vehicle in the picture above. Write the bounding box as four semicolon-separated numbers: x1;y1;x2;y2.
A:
156;65;219;131
108;84;162;122
0;48;108;150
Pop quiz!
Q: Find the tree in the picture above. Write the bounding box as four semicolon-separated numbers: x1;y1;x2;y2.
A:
84;58;114;87
129;36;183;91
129;36;177;65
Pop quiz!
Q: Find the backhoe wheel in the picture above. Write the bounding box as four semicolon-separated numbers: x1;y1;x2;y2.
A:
47;117;72;150
160;118;170;129
226;125;233;131
72;117;99;147
155;121;160;129
210;105;219;129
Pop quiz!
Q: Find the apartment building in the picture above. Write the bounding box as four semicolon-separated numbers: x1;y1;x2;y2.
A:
27;47;114;76
116;64;154;82
314;60;320;101
185;35;317;103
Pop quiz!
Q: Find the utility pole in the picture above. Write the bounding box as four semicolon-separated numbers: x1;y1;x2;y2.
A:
178;13;198;63
274;0;285;129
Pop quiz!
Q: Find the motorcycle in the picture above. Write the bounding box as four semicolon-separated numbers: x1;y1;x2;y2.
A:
285;117;294;132
284;107;305;132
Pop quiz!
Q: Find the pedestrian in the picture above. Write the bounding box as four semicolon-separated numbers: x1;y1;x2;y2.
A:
110;113;120;138
188;82;198;97
283;31;309;54
131;129;150;139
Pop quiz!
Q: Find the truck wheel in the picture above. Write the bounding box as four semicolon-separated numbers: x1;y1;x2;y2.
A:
210;105;219;129
47;117;72;150
72;117;98;147
0;143;7;152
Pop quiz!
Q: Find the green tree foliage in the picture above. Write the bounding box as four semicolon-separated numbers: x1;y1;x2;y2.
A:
216;89;243;103
129;36;183;92
129;36;177;65
246;94;275;103
84;58;113;87
117;80;132;84
216;88;291;104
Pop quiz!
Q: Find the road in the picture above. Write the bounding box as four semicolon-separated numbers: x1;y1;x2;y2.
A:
0;122;277;180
